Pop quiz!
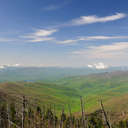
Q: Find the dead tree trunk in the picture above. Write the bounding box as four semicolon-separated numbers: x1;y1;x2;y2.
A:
80;97;86;128
53;105;56;128
22;96;26;128
68;104;73;128
7;103;10;128
100;100;111;128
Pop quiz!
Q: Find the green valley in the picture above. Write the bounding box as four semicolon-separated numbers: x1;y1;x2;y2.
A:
1;71;128;114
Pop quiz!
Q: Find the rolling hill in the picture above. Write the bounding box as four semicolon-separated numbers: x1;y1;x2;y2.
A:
1;71;128;114
55;71;128;112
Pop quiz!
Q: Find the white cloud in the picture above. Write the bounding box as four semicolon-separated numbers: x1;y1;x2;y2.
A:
29;37;55;42
20;12;127;44
56;35;128;45
0;65;5;69
21;12;127;43
70;42;128;66
25;29;57;38
88;62;108;69
45;12;126;29
72;42;128;59
79;35;128;41
34;29;57;37
87;64;93;68
22;29;57;42
91;42;128;52
72;13;126;25
13;64;20;67
56;39;78;44
0;64;21;70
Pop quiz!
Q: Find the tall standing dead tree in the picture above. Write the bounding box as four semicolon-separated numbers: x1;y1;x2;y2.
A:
100;100;111;128
80;97;86;128
22;96;27;128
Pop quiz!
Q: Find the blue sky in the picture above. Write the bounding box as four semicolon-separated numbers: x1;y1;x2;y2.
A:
0;0;128;67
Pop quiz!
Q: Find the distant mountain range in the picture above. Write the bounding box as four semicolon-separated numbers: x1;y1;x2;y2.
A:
0;65;128;82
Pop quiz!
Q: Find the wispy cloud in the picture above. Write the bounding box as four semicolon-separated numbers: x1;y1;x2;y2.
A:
45;12;127;29
72;42;128;59
28;37;55;42
79;35;128;41
43;5;62;11
56;39;78;44
25;29;57;37
71;13;126;26
43;1;71;11
56;35;128;44
22;29;57;42
21;12;127;44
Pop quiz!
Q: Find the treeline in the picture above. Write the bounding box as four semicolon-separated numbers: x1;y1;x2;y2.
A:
0;95;128;128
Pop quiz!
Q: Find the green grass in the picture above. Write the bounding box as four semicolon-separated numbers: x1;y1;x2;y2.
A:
1;71;128;113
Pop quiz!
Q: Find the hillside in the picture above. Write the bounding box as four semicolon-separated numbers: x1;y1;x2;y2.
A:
1;71;128;113
0;82;81;112
56;71;128;112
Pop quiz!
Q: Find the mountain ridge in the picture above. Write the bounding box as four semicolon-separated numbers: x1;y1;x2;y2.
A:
0;66;128;82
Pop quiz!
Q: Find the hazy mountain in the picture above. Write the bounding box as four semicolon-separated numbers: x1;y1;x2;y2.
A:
0;65;128;82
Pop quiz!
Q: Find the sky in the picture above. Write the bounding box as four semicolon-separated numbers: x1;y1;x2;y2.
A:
0;0;128;67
